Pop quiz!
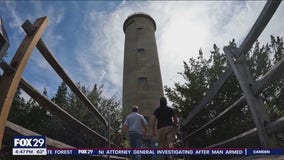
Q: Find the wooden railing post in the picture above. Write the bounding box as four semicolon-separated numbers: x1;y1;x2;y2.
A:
108;117;111;160
0;17;48;149
224;46;277;147
21;20;108;127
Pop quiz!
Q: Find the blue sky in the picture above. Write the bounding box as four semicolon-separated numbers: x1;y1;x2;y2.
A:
1;1;284;101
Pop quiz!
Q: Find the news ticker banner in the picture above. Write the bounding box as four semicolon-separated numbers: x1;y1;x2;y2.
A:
46;148;284;156
12;136;284;156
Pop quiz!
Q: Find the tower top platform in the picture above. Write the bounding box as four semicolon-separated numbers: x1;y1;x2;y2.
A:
123;12;156;33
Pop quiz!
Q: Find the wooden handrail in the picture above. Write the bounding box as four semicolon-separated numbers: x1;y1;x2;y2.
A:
22;20;108;127
5;121;128;159
182;0;281;127
19;78;108;144
207;117;284;148
0;17;48;148
185;53;284;139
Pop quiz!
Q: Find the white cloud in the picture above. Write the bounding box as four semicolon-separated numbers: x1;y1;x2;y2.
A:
5;1;278;99
5;1;23;33
9;1;65;97
37;5;64;50
148;1;215;87
73;1;284;99
258;2;284;44
1;0;283;103
75;9;125;98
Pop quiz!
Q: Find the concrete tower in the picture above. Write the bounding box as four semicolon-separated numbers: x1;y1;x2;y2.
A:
123;13;164;139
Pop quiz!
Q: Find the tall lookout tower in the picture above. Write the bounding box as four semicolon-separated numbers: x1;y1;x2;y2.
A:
123;13;164;140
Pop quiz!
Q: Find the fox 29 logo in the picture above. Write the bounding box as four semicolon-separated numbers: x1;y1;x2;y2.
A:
14;136;46;148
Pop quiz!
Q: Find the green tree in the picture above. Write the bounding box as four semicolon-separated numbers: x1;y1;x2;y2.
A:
165;36;284;147
51;82;68;107
4;80;123;157
47;82;71;145
8;89;49;132
8;88;26;123
66;83;123;147
267;36;284;119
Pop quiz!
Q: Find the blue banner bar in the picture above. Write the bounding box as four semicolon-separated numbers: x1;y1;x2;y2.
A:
13;148;284;156
47;148;248;155
247;149;284;155
45;148;284;156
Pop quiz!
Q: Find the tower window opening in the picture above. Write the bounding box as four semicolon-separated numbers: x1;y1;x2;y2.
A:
138;77;147;85
137;27;143;30
137;48;145;53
